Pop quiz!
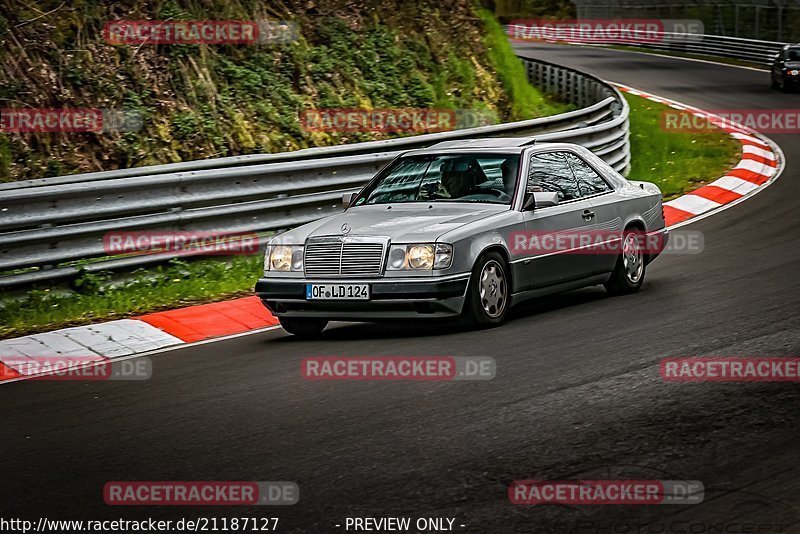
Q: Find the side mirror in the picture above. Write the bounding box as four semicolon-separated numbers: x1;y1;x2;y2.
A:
342;192;358;208
523;191;559;210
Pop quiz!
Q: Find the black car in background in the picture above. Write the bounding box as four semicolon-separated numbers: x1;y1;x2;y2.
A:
772;44;800;91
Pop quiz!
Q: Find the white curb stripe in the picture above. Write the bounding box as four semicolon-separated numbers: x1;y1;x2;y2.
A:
731;132;769;147
665;194;723;215
0;320;184;364
736;159;774;174
710;176;761;195
743;145;776;160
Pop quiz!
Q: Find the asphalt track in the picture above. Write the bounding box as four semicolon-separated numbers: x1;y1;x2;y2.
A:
2;44;800;533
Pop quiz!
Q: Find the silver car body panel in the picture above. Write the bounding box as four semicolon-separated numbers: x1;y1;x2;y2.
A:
256;141;667;320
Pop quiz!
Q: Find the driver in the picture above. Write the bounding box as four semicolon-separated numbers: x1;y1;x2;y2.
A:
441;158;479;199
501;159;518;199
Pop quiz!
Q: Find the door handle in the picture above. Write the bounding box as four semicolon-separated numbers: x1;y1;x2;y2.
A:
582;210;595;221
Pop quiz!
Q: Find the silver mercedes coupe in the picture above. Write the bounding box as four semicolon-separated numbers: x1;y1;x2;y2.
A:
255;138;668;336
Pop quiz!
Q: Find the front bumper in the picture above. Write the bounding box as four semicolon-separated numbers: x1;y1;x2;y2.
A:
255;274;471;320
782;73;800;85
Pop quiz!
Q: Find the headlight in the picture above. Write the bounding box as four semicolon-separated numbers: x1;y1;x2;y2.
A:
387;243;453;270
266;245;304;272
408;245;435;269
792;69;799;76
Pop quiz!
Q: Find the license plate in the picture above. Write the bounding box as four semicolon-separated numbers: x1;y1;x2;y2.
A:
306;284;370;300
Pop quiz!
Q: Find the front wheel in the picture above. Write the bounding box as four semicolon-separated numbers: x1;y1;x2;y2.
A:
279;317;328;337
463;252;510;327
604;229;646;295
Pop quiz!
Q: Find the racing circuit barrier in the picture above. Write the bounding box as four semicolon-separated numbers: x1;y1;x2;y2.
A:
0;57;630;288
506;25;785;66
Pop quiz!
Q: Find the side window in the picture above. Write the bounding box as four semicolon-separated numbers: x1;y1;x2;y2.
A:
564;153;611;197
527;152;580;202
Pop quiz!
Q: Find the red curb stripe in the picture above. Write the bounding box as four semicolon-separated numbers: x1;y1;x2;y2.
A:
663;205;695;226
741;153;777;167
0;362;21;381
138;296;279;343
739;138;770;149
691;185;742;203
727;168;771;185
690;185;744;205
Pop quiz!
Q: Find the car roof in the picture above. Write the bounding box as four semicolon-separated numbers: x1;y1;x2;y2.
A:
426;137;537;150
403;139;574;157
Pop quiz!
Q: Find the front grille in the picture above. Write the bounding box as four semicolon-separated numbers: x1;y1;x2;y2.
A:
304;239;385;277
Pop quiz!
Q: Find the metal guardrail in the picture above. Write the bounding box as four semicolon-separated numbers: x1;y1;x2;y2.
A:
507;26;786;66
0;57;630;288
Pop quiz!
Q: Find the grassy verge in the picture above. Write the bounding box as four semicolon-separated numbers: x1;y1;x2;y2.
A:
0;257;263;338
0;81;742;340
624;92;742;199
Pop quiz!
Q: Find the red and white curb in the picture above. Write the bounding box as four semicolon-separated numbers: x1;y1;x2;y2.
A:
615;83;781;227
0;87;783;383
0;297;279;382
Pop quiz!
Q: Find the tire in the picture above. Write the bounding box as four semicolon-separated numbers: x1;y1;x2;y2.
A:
462;251;510;328
771;77;780;90
604;228;646;295
279;317;328;337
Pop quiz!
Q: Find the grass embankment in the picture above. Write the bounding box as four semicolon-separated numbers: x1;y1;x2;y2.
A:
0;1;568;181
624;92;742;200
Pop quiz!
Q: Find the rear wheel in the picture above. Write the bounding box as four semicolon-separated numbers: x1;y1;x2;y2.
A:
604;228;646;295
279;317;328;337
463;252;510;327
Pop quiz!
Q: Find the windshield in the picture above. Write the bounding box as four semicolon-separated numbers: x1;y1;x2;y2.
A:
354;153;521;206
788;48;800;61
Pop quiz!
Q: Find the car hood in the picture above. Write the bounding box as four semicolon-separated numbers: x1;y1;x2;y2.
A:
278;203;508;244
